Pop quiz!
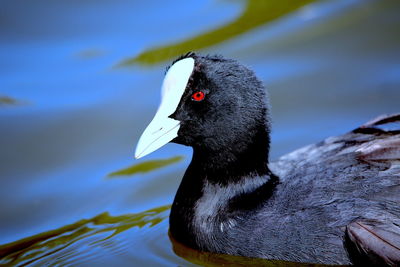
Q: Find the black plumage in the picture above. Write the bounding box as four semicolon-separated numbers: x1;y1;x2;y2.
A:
147;53;400;265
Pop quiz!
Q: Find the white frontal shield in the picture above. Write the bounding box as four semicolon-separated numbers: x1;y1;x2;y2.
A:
135;57;195;159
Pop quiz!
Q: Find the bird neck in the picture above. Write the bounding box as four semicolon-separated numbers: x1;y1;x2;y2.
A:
192;124;271;184
169;126;277;250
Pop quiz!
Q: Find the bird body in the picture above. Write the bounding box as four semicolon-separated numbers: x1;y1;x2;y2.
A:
135;53;400;265
170;118;400;265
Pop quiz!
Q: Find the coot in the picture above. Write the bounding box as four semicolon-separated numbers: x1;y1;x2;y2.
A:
135;53;400;266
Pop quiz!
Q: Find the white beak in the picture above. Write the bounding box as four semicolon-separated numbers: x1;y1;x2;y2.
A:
135;57;195;159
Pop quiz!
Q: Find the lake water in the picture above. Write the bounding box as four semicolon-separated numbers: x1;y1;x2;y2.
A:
1;0;399;265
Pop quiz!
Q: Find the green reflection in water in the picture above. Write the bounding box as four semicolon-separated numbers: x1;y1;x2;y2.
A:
119;0;318;66
0;96;23;106
0;205;170;266
107;156;183;178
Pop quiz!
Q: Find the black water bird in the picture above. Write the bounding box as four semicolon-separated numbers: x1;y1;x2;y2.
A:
135;53;400;266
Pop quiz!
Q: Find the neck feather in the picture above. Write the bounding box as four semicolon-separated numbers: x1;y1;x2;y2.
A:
170;126;278;250
192;123;270;184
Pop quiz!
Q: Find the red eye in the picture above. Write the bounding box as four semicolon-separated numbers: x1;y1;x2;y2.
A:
191;91;205;102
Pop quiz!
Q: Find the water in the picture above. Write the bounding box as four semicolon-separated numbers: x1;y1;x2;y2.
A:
1;0;399;265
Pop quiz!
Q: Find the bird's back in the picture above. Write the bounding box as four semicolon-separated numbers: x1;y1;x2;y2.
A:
263;114;400;264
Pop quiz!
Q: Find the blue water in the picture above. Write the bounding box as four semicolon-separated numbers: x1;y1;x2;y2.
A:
1;0;399;265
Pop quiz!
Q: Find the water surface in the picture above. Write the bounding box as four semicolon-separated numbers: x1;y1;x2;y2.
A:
1;0;399;265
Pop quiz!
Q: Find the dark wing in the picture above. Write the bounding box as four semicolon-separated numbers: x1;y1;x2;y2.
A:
346;114;400;266
353;113;400;162
345;220;400;266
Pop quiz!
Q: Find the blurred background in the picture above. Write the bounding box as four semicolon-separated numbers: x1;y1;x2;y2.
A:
0;0;399;265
